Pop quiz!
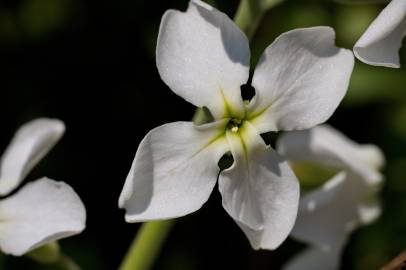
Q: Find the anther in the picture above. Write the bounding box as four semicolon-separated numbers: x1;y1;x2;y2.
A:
227;118;243;132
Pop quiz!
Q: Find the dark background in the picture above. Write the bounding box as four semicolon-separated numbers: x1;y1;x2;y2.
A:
0;0;405;269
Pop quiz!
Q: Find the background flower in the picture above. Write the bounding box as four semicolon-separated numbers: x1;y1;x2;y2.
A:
278;125;384;270
0;119;86;256
353;0;406;68
1;0;405;269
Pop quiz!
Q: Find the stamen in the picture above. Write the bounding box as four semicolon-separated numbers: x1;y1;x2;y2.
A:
227;118;243;132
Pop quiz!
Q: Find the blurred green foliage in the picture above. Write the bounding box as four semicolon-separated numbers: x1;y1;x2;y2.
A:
18;0;72;38
0;0;72;42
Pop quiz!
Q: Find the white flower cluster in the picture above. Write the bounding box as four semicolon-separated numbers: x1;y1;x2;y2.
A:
118;0;399;269
3;0;401;268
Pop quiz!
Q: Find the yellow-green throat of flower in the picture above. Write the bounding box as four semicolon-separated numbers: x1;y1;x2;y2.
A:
227;118;243;133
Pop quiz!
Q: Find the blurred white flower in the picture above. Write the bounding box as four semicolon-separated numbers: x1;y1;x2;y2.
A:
0;118;86;256
278;125;384;270
354;0;406;68
335;0;389;4
119;0;354;250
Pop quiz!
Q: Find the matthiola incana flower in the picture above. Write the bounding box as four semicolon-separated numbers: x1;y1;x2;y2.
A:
354;0;406;68
0;118;86;256
119;0;354;249
278;125;384;270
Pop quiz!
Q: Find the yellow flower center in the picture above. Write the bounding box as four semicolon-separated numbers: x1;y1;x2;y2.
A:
227;118;243;133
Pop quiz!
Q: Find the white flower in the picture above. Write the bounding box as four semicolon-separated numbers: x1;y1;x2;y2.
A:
354;0;406;68
278;125;384;270
0;118;86;256
119;0;354;250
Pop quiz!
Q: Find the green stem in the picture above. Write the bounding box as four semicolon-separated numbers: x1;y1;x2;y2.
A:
26;242;60;264
26;242;81;270
192;106;214;125
234;0;262;39
118;220;175;270
234;0;283;39
57;255;81;270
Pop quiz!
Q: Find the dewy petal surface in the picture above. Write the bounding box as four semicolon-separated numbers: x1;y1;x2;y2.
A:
156;0;250;119
0;178;86;256
219;122;299;249
0;118;65;196
277;125;384;185
354;0;406;68
249;27;354;133
119;121;229;222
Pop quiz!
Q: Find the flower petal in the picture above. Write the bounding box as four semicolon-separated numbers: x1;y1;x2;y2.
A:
119;121;229;222
249;27;354;133
219;122;299;249
156;0;250;119
358;199;382;225
0;178;86;256
0;118;65;196
354;0;406;68
282;244;344;270
277;125;384;185
291;173;348;249
356;144;385;171
291;172;378;250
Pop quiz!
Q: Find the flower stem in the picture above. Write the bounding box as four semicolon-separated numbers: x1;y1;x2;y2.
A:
118;220;175;270
27;242;61;264
26;242;81;270
234;0;283;39
57;255;81;270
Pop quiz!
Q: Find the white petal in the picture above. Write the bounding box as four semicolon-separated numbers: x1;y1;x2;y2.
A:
358;199;382;225
277;125;383;185
0;178;86;256
354;0;406;68
291;172;377;250
0;118;65;196
119;121;229;222
356;144;385;171
291;173;348;249
219;121;299;249
249;27;354;133
156;0;250;119
298;172;347;212
283;244;344;270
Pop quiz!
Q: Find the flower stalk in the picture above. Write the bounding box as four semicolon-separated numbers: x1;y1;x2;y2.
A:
27;242;81;270
118;220;175;270
234;0;283;39
26;242;61;264
57;256;81;270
